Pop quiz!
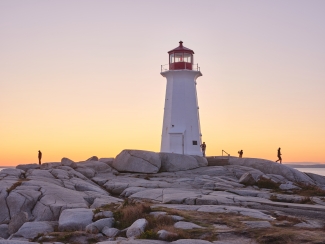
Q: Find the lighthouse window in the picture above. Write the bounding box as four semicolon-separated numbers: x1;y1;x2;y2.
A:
184;53;192;63
192;141;198;145
175;53;183;62
170;53;174;63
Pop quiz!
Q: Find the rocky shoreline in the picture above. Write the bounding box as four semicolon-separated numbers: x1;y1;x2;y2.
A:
1;150;325;243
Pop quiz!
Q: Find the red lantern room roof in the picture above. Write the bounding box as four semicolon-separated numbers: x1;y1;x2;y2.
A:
168;41;194;54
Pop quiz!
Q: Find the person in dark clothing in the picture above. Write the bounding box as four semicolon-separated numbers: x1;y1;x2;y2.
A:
200;142;206;157
38;150;42;165
275;147;282;164
238;150;243;158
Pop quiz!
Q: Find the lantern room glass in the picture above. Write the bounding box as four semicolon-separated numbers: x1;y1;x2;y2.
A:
174;53;183;62
170;53;192;64
170;53;174;63
183;53;192;63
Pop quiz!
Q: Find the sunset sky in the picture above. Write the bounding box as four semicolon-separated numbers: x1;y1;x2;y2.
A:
1;0;324;166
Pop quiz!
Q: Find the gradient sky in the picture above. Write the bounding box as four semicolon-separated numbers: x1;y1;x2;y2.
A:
1;0;324;166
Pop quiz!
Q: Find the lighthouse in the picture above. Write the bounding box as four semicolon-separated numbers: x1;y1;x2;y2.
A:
160;41;203;156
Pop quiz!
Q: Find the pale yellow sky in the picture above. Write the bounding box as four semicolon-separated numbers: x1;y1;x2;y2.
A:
1;0;324;166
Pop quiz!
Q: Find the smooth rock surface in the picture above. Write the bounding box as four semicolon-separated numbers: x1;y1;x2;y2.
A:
126;218;148;238
16;164;40;171
174;221;203;230
102;227;120;237
95;211;114;219
15;221;55;239
61;158;77;168
0;224;9;239
86;218;114;233
279;183;301;190
8;212;28;234
242;221;272;228
58;208;93;231
112;150;161;173
157;229;178;240
86;156;99;161
239;172;256;185
227;157;315;184
159;153;201;172
99;158;114;166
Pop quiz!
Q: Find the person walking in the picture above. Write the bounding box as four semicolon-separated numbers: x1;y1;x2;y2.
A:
200;142;206;157
275;147;282;164
38;150;42;165
238;150;243;158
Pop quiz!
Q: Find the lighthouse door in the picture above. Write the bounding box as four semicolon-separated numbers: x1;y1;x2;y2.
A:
170;133;184;154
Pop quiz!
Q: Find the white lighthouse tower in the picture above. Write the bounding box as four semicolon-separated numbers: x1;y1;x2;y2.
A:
160;41;203;156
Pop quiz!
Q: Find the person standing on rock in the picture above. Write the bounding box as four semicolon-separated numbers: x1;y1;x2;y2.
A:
275;147;282;164
238;150;243;158
38;150;42;165
200;142;206;157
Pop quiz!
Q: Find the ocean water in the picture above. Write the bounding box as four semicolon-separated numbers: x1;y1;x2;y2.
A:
294;168;325;176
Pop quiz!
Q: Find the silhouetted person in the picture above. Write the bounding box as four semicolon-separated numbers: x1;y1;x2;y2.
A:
38;150;42;165
238;150;243;158
200;142;206;157
275;147;282;164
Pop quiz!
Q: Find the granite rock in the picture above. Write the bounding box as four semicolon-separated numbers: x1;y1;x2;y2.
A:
58;208;93;231
112;150;161;174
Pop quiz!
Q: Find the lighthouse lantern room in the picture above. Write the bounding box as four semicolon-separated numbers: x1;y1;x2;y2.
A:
160;41;203;156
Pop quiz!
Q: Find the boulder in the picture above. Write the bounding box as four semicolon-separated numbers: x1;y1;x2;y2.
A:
149;212;167;218
75;167;96;178
92;176;109;186
61;158;77;169
239;172;257;185
126;218;148;238
112;150;161;173
305;172;325;186
8;212;28;234
15;221;55;239
0;169;25;179
58;208;93;231
90;197;123;208
0;189;10;224
102;227;120;237
157;229;178;240
174;221;203;230
7;188;41;220
25;169;55;180
77;161;112;172
191;156;208;167
121;187;147;197
40;162;61;170
99;158;114;166
71;178;109;195
86;156;99;161
0;224;9;239
94;211;114;219
16;164;40;172
85;218;114;233
171;215;184;221
279;183;301;190
159;153;201;172
227;157;315;184
266;174;287;184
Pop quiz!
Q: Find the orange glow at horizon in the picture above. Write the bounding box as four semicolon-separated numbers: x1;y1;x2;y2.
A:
1;1;324;166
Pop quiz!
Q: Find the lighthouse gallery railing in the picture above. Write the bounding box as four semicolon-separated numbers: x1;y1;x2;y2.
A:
161;63;200;72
